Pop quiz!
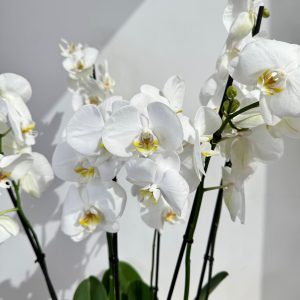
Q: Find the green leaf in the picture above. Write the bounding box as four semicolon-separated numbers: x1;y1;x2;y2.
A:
127;280;152;300
198;271;228;300
102;261;142;296
73;276;108;300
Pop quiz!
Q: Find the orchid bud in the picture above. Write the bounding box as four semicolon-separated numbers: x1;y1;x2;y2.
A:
263;8;270;18
226;86;238;100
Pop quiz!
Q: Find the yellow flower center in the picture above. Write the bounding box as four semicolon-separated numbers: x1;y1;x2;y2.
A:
258;69;286;96
79;210;102;231
0;172;10;181
101;75;115;93
88;96;101;105
139;188;159;206
74;166;95;178
133;130;159;157
76;60;85;71
163;210;177;223
22;122;36;134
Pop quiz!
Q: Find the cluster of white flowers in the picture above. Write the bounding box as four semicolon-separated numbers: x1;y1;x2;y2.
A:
0;73;53;243
53;2;300;242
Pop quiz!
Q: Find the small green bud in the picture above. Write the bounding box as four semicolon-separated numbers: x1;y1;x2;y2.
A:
263;8;270;18
226;86;238;100
223;99;240;114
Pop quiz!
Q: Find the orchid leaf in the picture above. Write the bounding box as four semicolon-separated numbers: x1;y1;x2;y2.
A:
73;276;108;300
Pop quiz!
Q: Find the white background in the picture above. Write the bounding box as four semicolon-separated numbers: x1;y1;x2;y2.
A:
0;1;300;299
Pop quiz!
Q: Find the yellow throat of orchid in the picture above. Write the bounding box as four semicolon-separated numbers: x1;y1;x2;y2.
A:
133;130;159;157
22;122;36;134
79;210;102;231
258;69;286;96
87;95;101;105
74;165;95;179
163;210;177;224
75;60;85;71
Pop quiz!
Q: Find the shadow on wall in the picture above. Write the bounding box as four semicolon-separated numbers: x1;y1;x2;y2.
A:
262;1;300;300
0;0;143;299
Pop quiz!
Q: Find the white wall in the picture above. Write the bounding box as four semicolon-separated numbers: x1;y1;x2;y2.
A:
1;1;298;300
261;1;300;299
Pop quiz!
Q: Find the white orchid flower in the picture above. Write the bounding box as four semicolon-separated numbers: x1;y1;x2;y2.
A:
0;212;19;243
66;98;128;156
98;59;116;95
0;73;36;146
231;37;300;125
61;179;126;242
62;45;99;79
222;166;245;223
141;195;189;231
200;73;227;109
0;153;33;189
102;102;183;158
52;142;122;183
59;39;83;58
68;77;105;111
125;152;189;217
223;0;263;44
179;144;200;193
222;125;284;182
141;75;185;113
193;107;222;177
268;116;300;139
20;153;53;198
140;76;195;143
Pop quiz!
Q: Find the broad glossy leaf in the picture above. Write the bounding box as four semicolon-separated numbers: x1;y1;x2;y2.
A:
198;271;228;300
73;276;108;300
102;261;142;296
127;280;152;300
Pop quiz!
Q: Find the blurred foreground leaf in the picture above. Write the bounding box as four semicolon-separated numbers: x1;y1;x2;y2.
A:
198;271;228;300
73;276;108;300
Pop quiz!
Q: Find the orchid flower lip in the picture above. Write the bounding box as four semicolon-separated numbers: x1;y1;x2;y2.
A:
78;206;102;232
257;69;287;96
133;129;159;157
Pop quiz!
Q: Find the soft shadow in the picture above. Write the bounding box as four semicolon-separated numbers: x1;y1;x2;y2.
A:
261;2;300;299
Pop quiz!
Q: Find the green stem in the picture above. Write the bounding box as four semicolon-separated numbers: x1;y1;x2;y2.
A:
112;233;120;300
167;157;210;300
203;184;231;192
154;231;160;300
214;101;259;141
194;182;223;300
150;230;157;298
106;233;120;300
0;207;18;216
184;243;192;300
106;233;115;300
7;184;57;300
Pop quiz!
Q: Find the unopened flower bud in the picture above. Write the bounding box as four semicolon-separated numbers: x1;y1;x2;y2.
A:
226;86;238;100
263;8;270;18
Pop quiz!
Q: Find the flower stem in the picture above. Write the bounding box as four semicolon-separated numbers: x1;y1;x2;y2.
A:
194;181;223;300
214;101;259;142
0;207;18;216
106;233;115;300
203;184;231;192
167;158;209;300
154;231;160;300
106;233;120;300
112;233;120;300
7;183;57;300
183;243;191;300
150;230;157;295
